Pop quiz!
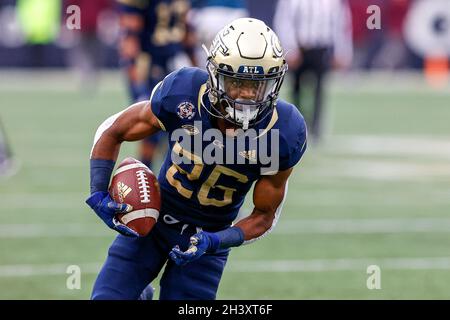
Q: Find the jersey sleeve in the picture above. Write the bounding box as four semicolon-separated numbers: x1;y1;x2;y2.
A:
150;68;204;132
278;107;308;171
149;73;176;132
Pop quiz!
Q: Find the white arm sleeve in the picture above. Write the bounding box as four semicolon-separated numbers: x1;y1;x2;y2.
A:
89;105;136;158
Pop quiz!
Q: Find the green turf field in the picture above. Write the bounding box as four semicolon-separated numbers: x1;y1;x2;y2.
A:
1;71;449;299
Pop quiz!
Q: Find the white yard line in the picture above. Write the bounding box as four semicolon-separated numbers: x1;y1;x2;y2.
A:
227;257;450;273
2;218;450;238
312;134;450;181
328;160;450;181
273;218;450;234
4;182;450;211
2;257;450;277
0;224;108;238
3;193;86;209
328;135;450;159
0;263;102;277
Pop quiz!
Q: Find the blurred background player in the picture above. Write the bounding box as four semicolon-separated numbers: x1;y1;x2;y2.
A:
116;0;192;299
117;0;192;170
63;0;114;93
274;0;353;143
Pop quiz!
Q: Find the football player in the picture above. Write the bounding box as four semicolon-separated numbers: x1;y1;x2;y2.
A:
117;0;192;170
86;18;307;299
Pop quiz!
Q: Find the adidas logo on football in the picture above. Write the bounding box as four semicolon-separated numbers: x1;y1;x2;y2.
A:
117;182;132;202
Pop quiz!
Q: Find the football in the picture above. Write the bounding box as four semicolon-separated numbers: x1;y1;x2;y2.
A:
109;157;161;236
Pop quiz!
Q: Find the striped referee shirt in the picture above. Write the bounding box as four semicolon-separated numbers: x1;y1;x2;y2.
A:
274;0;353;65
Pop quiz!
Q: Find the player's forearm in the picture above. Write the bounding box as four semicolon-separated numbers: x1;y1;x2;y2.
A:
234;208;276;241
90;102;157;160
89;131;123;193
91;131;122;161
203;209;275;253
236;181;285;241
88;102;160;194
89;108;131;194
204;179;286;251
233;171;291;243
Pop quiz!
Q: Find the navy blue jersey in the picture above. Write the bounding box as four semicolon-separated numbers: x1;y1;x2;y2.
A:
191;0;246;9
150;67;307;229
117;0;189;58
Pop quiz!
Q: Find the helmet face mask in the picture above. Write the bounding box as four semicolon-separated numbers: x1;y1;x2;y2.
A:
204;18;287;130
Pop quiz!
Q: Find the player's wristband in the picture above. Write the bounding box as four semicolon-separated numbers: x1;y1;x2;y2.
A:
90;159;115;194
207;226;245;252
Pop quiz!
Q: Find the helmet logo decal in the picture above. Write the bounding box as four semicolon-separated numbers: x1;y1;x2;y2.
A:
271;33;283;58
177;102;196;120
211;30;230;57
